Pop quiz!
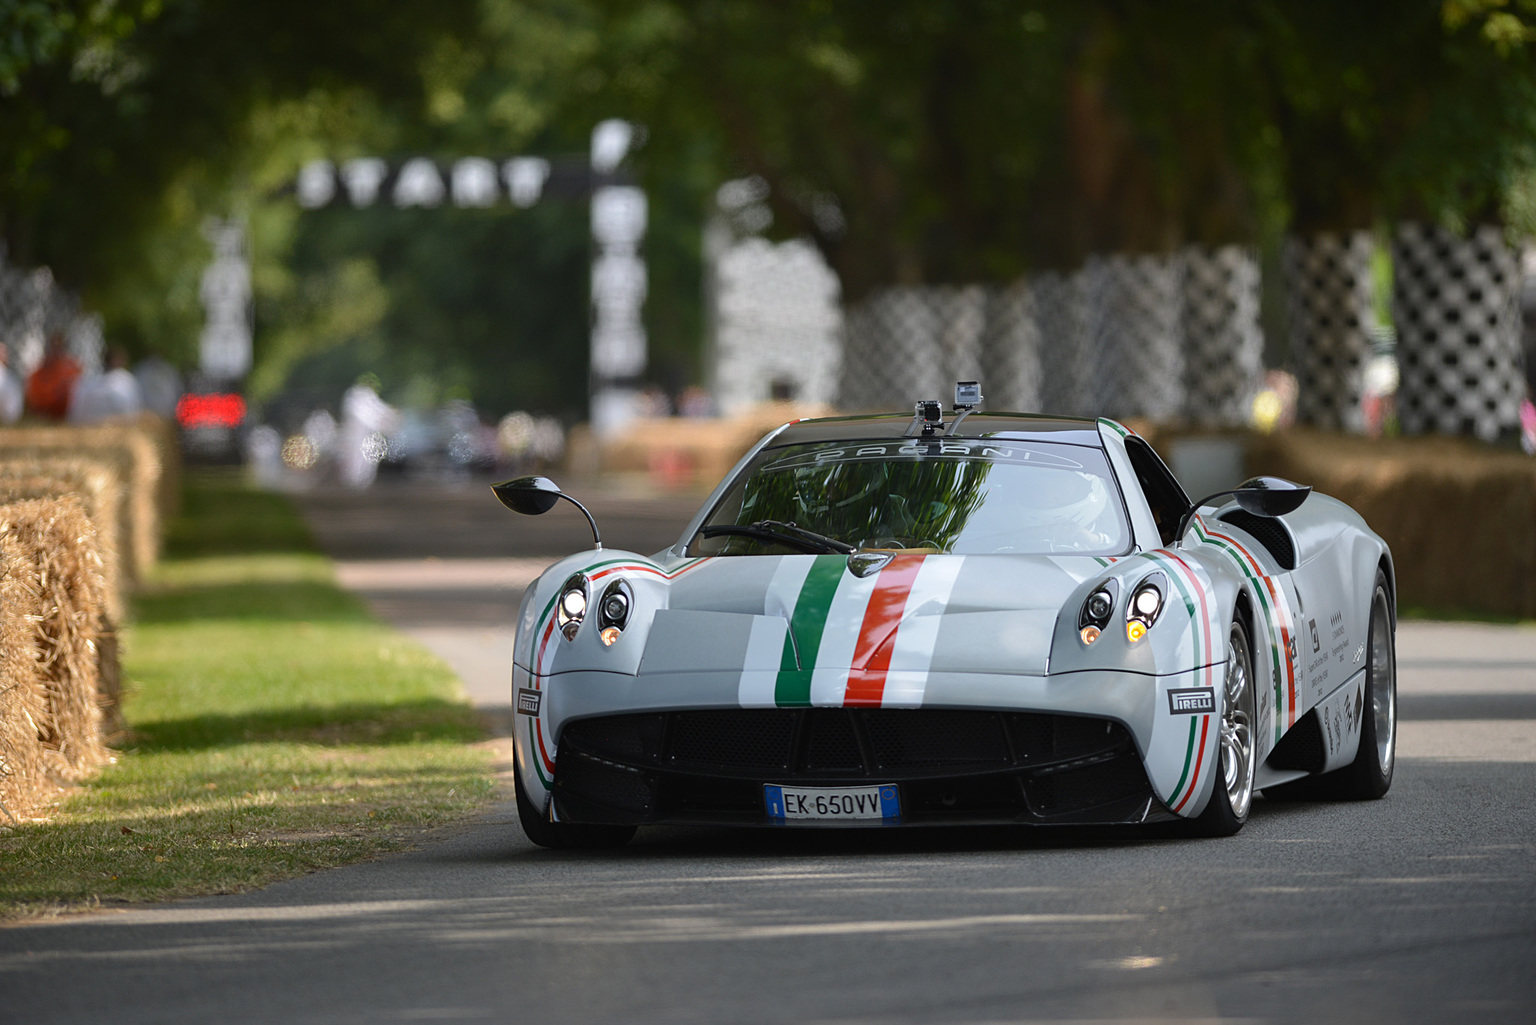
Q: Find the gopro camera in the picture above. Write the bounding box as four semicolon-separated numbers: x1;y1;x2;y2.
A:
916;400;943;424
954;381;982;410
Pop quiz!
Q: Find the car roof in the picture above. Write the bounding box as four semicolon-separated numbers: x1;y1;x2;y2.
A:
769;411;1108;448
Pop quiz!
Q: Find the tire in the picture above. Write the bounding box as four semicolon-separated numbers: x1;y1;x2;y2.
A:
514;761;636;850
1187;617;1257;837
1313;572;1396;800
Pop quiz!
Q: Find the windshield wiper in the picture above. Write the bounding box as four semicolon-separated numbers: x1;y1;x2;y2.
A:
699;519;856;555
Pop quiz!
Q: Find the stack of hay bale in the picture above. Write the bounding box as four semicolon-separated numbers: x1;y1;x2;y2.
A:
0;415;174;822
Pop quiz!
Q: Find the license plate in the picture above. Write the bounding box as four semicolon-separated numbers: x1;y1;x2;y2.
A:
764;784;900;822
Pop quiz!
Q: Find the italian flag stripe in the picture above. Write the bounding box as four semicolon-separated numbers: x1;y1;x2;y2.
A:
1193;518;1296;739
843;555;927;706
775;554;846;705
1141;549;1215;809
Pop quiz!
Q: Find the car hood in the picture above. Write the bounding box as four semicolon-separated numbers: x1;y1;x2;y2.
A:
637;552;1111;679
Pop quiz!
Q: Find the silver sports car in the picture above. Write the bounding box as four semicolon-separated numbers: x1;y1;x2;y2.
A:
495;393;1396;848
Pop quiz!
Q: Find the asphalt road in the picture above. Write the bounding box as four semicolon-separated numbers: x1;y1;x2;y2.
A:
3;477;1533;1025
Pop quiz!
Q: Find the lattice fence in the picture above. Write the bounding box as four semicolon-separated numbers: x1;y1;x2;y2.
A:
839;285;987;411
1182;245;1263;425
1032;271;1093;417
1085;253;1185;421
1284;231;1373;432
1393;223;1526;442
710;235;842;414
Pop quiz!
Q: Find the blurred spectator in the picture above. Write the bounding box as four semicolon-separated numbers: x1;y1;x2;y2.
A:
1520;397;1535;456
134;355;184;420
339;376;399;488
677;386;716;418
68;346;143;423
25;332;81;420
636;385;671;418
244;425;284;487
303;408;338;459
0;342;23;424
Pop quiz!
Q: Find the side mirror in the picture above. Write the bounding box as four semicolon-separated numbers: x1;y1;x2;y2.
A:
1176;476;1311;543
1229;476;1311;518
491;475;603;549
491;475;563;515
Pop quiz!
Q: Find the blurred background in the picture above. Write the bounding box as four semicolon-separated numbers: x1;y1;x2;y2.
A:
4;0;1536;491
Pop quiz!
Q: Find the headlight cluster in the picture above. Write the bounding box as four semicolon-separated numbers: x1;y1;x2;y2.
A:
1125;573;1166;642
557;573;588;640
1078;580;1118;645
597;579;632;646
1077;572;1167;646
556;572;634;646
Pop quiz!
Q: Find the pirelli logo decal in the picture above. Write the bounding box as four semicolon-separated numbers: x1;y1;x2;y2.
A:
1168;688;1216;715
516;688;542;716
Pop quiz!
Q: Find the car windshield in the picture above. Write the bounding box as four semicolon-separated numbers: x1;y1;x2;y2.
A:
688;437;1130;556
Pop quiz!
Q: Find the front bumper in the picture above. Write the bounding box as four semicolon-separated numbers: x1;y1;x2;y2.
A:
551;707;1172;827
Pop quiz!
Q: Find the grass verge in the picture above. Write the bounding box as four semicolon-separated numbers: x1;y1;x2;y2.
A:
0;471;497;920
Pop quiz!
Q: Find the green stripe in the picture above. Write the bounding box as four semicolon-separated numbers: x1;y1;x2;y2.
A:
528;718;550;788
1167;716;1198;806
1193;520;1285;743
1098;417;1130;439
774;554;846;706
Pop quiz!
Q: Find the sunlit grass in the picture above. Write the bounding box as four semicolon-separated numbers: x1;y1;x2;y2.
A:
0;472;496;919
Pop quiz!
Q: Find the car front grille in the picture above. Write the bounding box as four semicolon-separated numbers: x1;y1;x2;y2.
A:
552;708;1156;827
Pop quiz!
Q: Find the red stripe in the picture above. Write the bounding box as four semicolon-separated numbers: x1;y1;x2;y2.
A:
843;555;925;707
1173;714;1211;811
1204;525;1298;726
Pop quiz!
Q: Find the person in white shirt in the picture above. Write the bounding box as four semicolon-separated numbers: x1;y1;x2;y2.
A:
0;342;23;423
68;346;144;423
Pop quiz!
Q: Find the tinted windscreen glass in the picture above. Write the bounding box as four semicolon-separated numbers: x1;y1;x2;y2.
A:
689;438;1129;556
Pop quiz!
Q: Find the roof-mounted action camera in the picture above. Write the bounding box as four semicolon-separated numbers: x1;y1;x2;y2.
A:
954;381;982;411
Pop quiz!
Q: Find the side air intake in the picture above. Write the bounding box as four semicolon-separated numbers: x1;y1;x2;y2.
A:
1218;509;1297;570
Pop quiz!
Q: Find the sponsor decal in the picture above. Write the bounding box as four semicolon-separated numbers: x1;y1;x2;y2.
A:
1169;688;1216;715
1309;618;1320;654
516;688;542;716
1353;643;1365;664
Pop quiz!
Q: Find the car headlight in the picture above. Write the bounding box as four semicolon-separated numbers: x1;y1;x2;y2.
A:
1078;580;1119;645
1126;572;1166;643
597;579;632;646
557;573;588;641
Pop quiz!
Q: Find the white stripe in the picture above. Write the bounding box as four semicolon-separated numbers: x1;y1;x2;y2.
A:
763;555;814;621
738;617;789;707
738;557;813;707
809;569;872;705
882;557;965;707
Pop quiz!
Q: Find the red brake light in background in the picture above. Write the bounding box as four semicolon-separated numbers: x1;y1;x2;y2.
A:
176;393;246;429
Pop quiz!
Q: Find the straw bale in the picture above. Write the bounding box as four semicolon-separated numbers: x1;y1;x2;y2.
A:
0;538;49;822
1248;430;1536;618
132;412;182;519
0;457;124;620
0;422;162;580
0;498;110;787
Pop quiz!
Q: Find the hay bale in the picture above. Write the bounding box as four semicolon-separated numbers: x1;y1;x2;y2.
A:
0;540;49;823
0;422;163;580
0;457;125;620
1248;430;1536;618
0;498;110;790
